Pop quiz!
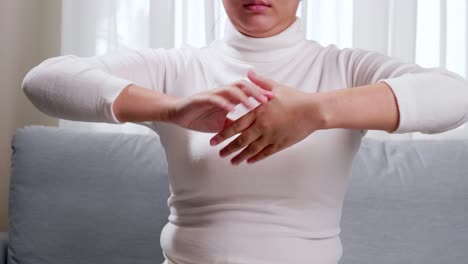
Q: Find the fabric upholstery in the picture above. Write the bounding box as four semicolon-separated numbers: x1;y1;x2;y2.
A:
340;138;468;263
9;126;170;264
7;125;468;263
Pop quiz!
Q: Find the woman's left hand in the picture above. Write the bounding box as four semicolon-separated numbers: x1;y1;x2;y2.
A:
209;70;327;165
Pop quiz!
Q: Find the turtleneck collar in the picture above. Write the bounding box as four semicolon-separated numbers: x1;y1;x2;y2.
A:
212;16;307;63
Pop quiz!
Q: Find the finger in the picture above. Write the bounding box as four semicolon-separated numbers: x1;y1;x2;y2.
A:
247;70;277;91
230;138;269;165
236;81;273;103
220;85;256;109
246;144;278;164
207;95;236;112
219;127;261;157
210;110;256;146
224;118;234;128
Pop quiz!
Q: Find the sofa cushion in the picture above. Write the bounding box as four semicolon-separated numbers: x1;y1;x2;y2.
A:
9;126;170;264
7;126;468;264
340;138;468;264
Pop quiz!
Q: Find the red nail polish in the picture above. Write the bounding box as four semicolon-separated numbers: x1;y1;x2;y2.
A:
220;150;228;157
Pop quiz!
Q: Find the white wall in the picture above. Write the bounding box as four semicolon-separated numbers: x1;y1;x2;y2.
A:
0;0;62;232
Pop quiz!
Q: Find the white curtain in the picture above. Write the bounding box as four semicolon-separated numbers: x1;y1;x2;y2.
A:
60;0;468;140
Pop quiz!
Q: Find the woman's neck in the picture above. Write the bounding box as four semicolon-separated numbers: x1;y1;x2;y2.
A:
213;16;308;63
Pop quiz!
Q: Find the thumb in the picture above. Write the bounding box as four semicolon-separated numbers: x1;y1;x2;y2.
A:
247;70;276;91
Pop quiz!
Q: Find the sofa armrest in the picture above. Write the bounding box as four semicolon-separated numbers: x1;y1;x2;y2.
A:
0;232;8;264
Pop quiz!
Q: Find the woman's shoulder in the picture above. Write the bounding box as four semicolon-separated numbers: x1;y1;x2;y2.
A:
147;45;197;59
120;45;205;71
304;40;352;56
303;40;391;65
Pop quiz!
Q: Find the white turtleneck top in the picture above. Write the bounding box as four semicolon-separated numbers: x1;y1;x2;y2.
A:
22;17;468;264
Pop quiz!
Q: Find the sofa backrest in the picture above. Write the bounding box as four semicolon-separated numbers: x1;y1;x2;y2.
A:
7;126;468;264
9;126;170;264
340;138;468;264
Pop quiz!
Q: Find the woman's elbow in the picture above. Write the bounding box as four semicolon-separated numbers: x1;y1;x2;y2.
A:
22;64;43;106
22;66;41;101
22;55;76;102
423;74;468;134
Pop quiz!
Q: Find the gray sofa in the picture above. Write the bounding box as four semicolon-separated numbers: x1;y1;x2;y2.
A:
1;125;467;264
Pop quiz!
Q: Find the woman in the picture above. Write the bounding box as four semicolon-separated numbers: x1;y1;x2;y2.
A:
22;0;468;263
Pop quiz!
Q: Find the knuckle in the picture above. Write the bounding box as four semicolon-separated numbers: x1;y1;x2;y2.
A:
252;123;263;134
223;146;233;154
266;147;275;155
220;86;231;93
218;131;228;139
237;81;252;92
238;80;249;87
258;153;267;160
230;140;241;149
257;119;270;130
222;86;235;95
213;87;224;94
272;144;282;153
249;143;262;152
232;81;243;88
225;89;237;98
260;148;273;158
277;141;287;150
235;137;245;146
228;87;243;97
230;122;240;131
206;96;217;104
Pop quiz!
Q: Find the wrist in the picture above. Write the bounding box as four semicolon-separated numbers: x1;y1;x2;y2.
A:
306;91;335;130
156;94;179;123
113;84;180;123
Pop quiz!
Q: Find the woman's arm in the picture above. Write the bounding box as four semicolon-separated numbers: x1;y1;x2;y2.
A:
210;64;468;164
112;84;178;123
21;48;180;126
22;48;274;132
209;48;468;165
314;82;400;133
335;48;468;135
112;80;274;132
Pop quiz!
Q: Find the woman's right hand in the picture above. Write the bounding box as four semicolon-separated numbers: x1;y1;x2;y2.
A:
167;81;275;133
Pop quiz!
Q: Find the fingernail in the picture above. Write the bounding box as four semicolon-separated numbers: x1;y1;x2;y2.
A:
260;95;268;103
210;138;218;145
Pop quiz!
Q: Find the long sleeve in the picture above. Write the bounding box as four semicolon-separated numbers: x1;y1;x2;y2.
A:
340;48;468;135
22;48;185;124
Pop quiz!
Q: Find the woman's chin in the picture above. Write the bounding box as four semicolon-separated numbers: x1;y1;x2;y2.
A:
237;19;278;37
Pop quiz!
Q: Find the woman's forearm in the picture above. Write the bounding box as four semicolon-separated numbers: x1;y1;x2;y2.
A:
343;48;468;134
112;84;178;123
314;82;400;133
22;49;179;124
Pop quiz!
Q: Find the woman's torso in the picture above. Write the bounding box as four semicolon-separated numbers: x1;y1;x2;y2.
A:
150;39;364;264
